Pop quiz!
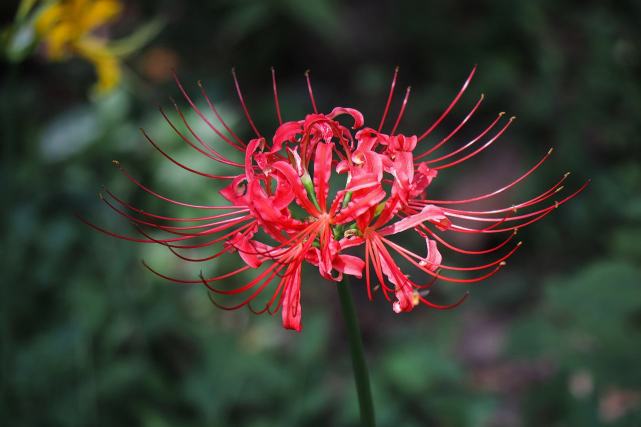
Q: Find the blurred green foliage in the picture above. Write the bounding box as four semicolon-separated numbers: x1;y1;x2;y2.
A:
1;0;640;426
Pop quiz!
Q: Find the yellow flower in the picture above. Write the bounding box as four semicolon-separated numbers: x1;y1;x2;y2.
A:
35;0;123;94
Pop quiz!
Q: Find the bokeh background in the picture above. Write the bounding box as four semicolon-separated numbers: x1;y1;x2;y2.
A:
2;1;641;426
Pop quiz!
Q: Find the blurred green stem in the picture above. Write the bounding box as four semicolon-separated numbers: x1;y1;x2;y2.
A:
337;279;375;427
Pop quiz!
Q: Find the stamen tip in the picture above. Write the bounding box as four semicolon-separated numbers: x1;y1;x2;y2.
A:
510;115;517;121
499;111;506;116
111;160;121;167
499;261;507;266
554;201;559;208
394;65;400;72
555;186;565;193
480;93;485;100
548;147;554;155
564;171;571;177
304;69;311;77
517;241;523;246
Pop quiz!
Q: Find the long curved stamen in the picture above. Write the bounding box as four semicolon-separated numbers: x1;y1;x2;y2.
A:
237;221;321;261
140;129;236;180
271;66;283;124
197;80;246;147
424;226;517;255
367;239;393;300
417;292;470;310
154;222;257;250
231;68;262;137
100;193;249;233
78;205;253;245
391;86;411;135
135;226;234;262
423;148;555;205
205;264;286;310
415;93;484;160
162;103;244;168
448;208;556;234
142;259;251;284
433;116;515;170
205;262;281;295
381;237;504;283
173;72;246;152
378;66;399;132
427;172;570;216
382;236;521;272
304;69;319;113
443;180;589;225
103;188;249;222
417;65;477;142
421;111;504;164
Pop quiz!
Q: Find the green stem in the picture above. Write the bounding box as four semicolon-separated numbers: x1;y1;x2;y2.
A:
336;279;375;427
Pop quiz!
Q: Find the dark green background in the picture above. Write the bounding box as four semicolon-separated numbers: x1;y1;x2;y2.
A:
2;1;640;426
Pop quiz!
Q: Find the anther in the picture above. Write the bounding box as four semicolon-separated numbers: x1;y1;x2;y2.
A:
554;201;559;208
499;261;507;266
564;172;571;177
412;291;420;307
517;241;523;246
548;147;554;155
344;229;359;239
555;186;565;193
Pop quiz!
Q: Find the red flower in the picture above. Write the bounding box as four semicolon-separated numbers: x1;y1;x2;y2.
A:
83;66;588;331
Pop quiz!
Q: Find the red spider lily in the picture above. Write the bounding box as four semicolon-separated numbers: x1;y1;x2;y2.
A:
82;66;588;332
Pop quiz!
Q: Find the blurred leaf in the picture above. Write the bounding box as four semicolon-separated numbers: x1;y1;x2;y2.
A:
39;106;100;161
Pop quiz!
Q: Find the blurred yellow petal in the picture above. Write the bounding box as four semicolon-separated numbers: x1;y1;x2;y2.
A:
81;0;122;33
44;23;76;59
75;37;121;94
34;3;63;35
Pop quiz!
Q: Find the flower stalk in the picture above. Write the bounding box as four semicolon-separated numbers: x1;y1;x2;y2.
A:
337;279;375;427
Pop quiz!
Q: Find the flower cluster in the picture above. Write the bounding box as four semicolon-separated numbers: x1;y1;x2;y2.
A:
86;67;587;331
